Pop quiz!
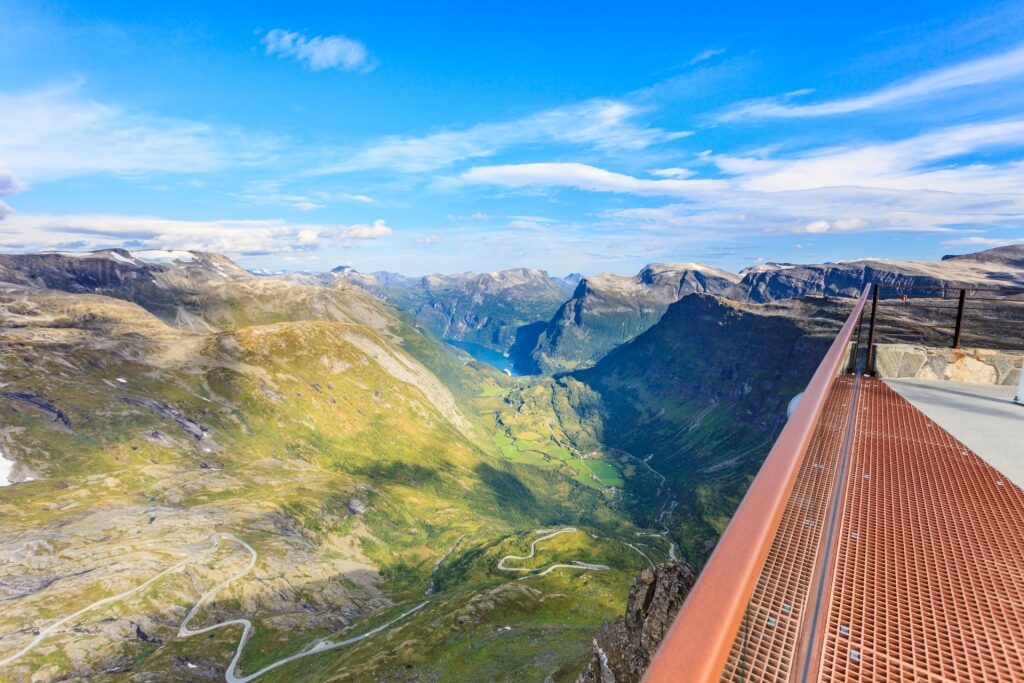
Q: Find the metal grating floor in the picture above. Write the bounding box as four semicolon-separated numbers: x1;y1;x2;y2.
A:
817;378;1024;682
722;376;1024;682
722;377;855;682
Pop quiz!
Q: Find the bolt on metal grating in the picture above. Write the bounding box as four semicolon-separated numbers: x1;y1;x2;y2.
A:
722;376;855;682
816;378;1024;682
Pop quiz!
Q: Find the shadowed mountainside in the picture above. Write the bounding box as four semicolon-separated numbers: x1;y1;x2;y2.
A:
567;294;850;559
526;263;739;374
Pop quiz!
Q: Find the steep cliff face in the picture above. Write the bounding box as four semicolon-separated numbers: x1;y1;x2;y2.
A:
570;294;848;558
576;561;697;683
335;267;574;352
728;245;1024;303
527;263;739;373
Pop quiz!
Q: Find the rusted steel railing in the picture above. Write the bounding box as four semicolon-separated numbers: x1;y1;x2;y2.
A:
642;285;871;683
862;283;1024;367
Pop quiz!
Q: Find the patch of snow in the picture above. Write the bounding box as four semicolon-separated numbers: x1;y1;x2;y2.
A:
185;662;198;669
107;251;138;265
0;448;14;487
116;377;127;384
129;250;198;264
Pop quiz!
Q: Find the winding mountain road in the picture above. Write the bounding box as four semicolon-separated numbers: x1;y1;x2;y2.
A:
497;528;610;579
0;555;191;668
176;534;427;683
0;534;428;683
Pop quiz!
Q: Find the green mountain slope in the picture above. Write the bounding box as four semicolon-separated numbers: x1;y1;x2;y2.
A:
0;255;657;683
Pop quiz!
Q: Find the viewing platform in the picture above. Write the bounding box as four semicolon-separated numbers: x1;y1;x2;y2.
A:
643;286;1024;682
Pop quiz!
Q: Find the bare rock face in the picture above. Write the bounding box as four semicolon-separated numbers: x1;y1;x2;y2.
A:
577;560;697;683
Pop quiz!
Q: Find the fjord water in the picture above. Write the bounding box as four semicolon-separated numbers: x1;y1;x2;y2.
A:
445;338;521;375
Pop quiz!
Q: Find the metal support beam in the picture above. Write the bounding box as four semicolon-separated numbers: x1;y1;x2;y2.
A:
865;284;879;374
952;289;967;349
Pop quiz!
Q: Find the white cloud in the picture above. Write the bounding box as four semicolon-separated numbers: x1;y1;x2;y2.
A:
343;219;391;239
794;217;870;234
0;82;275;183
460;162;725;196
689;48;725;66
262;29;372;72
942;235;1024;247
721;44;1024;120
314;99;688;174
0;162;20;219
296;228;320;244
0;214;393;254
650;167;695;178
337;193;374;203
416;234;440;245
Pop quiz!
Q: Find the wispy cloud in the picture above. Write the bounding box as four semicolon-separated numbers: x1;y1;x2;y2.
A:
715;117;1024;195
0;82;276;184
720;44;1024;120
313;100;690;174
0;214;392;254
689;48;725;65
461;162;724;196
335;192;374;203
650;167;695;178
262;29;373;72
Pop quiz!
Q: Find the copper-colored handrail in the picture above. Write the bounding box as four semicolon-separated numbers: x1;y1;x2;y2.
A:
642;285;871;683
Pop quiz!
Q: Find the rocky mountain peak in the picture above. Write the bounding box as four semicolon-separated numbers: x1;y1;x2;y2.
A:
576;561;697;683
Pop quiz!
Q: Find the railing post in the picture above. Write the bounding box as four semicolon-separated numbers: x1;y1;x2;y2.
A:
865;284;879;374
952;289;966;349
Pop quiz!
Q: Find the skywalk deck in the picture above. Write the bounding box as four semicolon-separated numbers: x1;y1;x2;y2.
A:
714;378;1022;681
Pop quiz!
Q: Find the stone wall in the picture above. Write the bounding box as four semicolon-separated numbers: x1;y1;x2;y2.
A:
873;344;1024;385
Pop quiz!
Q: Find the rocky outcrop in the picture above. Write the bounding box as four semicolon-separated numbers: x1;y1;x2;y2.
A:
0;249;393;333
576;561;697;683
528;263;739;373
728;245;1024;303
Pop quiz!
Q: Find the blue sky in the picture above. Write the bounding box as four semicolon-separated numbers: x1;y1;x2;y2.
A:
1;1;1023;276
